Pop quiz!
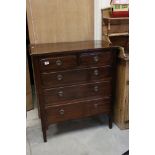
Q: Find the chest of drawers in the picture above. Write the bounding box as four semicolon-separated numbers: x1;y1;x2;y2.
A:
30;41;118;142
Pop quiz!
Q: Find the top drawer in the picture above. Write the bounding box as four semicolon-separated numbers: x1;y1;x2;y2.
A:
40;55;77;72
80;51;114;67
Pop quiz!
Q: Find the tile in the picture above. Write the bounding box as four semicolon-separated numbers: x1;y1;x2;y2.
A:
26;138;31;155
31;136;89;155
113;130;129;154
27;118;41;128
27;108;38;121
84;124;129;155
27;126;43;146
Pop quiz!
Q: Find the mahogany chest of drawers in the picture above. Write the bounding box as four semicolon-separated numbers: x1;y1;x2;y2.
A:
30;41;118;142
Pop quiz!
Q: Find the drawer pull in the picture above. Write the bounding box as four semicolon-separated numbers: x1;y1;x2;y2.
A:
44;61;49;66
59;109;65;115
94;56;99;62
57;74;63;81
94;69;99;76
58;91;63;97
56;59;62;66
94;86;99;92
94;104;98;108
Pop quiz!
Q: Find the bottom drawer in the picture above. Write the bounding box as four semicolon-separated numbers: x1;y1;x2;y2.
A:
46;98;111;125
46;102;84;125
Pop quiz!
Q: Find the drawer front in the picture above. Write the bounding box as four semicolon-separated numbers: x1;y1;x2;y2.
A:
40;55;77;72
46;98;111;124
40;66;113;88
85;98;111;116
43;80;112;106
80;51;114;67
46;102;84;124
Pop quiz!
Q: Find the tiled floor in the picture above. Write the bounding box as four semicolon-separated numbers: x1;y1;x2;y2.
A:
26;104;129;155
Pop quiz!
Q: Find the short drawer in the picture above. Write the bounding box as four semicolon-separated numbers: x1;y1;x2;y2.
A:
43;80;112;106
80;51;114;67
40;55;77;71
40;66;113;88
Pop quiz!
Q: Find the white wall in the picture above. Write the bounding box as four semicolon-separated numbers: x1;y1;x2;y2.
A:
94;0;111;40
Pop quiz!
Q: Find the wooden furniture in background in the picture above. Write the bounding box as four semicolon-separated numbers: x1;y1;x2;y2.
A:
26;0;94;44
115;50;129;129
30;41;119;142
26;57;33;111
102;7;129;44
102;8;129;129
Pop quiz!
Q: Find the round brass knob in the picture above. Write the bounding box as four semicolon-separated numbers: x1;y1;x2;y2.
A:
94;104;98;108
94;86;99;92
94;69;99;76
58;91;63;97
56;59;62;66
57;74;63;81
94;56;99;62
59;109;64;115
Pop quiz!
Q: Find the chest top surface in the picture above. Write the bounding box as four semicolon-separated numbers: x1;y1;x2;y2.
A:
29;40;118;56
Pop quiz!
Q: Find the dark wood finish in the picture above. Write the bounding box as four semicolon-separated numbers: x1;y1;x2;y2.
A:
46;98;111;125
43;80;112;105
40;55;77;72
108;114;113;129
46;102;84;125
30;40;118;142
40;66;113;88
85;98;111;116
80;51;114;67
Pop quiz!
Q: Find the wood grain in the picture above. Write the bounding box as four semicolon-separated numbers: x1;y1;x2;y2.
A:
40;66;113;88
114;60;129;129
27;0;94;44
43;80;112;105
46;98;111;125
29;41;112;55
102;9;129;129
102;8;129;44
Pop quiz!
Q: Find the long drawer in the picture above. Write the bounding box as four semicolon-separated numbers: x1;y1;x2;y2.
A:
46;98;111;125
43;80;112;106
40;66;113;88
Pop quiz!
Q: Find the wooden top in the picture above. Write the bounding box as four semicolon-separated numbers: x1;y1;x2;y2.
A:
29;40;119;56
101;8;129;20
